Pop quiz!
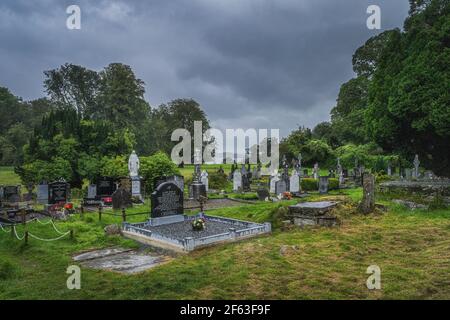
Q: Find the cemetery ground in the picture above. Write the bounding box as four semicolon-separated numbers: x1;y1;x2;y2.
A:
1;168;450;299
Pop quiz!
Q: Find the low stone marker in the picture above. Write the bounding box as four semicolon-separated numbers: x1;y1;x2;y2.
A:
358;173;375;214
288;201;338;227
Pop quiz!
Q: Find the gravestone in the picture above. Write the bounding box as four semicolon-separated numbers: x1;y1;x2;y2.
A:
339;171;345;187
358;173;375;214
96;177;116;197
151;182;183;218
233;170;242;192
404;168;413;180
0;186;4;201
37;183;49;204
275;180;287;195
200;171;209;191
319;176;329;194
269;173;280;194
112;188;132;210
342;169;348;178
242;173;251;192
289;171;300;194
128;151;143;202
303;169;308;177
154;175;184;193
48;181;69;205
87;184;97;199
257;189;270;201
3;186;20;203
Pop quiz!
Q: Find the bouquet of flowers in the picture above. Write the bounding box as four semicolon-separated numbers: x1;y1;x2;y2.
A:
192;217;206;231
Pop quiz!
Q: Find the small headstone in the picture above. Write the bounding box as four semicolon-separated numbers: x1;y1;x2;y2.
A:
319;176;329;194
289;171;300;193
87;184;97;199
257;189;270;201
404;168;413;180
233;171;242;192
275;180;287;195
151;182;183;218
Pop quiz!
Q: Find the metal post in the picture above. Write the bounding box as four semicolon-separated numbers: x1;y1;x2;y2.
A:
122;207;126;222
98;206;102;221
25;231;29;245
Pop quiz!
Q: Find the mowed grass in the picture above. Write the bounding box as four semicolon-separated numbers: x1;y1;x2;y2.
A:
1;166;450;299
1;192;450;300
0;167;21;186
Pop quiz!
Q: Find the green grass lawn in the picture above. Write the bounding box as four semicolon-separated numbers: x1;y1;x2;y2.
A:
2;166;450;299
0;167;21;186
1;189;450;299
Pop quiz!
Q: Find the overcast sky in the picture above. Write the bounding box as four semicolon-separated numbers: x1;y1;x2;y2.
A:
0;0;410;137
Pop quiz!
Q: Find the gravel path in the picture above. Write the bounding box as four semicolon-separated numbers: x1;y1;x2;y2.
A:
148;219;243;240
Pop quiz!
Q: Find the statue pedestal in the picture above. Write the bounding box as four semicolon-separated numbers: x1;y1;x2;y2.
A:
131;176;143;203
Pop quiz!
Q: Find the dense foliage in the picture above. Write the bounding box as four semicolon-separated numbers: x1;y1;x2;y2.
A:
281;0;450;176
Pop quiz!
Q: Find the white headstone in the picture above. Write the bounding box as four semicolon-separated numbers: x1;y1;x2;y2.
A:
233;171;242;191
289;171;300;193
87;184;97;199
270;173;280;194
200;170;209;191
37;184;49;204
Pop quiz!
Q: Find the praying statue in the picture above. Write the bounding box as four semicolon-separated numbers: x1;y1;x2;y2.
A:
128;150;140;177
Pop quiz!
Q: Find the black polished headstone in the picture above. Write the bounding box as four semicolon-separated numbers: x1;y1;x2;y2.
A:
96;177;116;197
48;182;69;204
154;175;185;193
151;182;184;218
257;189;270;201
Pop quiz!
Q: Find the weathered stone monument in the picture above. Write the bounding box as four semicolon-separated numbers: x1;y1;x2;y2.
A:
129;150;143;202
358;173;375;214
37;183;49;204
288;201;339;227
112;188;132;210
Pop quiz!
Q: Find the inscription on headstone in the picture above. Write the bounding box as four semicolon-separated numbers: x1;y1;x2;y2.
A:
151;182;183;218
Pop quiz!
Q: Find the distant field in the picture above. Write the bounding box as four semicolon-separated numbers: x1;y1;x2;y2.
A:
0;167;21;186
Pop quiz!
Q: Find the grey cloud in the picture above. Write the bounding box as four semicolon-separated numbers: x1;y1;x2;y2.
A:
0;0;410;136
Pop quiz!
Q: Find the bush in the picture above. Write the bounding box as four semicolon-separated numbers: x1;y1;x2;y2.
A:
301;178;318;191
208;171;229;190
140;152;180;193
328;178;339;190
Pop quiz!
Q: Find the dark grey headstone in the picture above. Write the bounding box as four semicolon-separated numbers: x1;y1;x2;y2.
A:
48;182;69;204
257;189;270;201
151;182;184;218
96;177;116;197
319;176;329;194
3;186;20;202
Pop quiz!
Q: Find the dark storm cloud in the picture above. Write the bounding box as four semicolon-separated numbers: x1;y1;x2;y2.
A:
0;0;410;136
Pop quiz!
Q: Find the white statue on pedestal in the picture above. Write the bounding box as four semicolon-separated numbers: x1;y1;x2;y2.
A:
128;150;140;177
